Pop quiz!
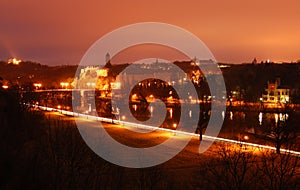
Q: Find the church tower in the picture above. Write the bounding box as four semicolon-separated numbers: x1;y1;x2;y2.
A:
104;52;112;68
106;53;111;64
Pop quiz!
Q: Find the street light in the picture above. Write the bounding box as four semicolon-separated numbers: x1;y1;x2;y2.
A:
172;123;177;129
121;115;126;126
33;83;42;90
57;105;62;113
60;82;69;89
2;85;8;89
173;123;177;136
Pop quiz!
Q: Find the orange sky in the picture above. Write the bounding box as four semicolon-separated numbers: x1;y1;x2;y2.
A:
1;0;300;65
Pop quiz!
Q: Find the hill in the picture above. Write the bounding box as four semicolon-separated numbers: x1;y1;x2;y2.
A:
222;63;300;102
1;60;300;102
0;61;77;88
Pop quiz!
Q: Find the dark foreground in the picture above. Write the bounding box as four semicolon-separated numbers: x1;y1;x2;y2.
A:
0;91;299;189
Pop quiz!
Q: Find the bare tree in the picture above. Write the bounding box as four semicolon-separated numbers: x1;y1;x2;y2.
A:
267;110;297;154
257;150;299;190
200;143;258;190
136;167;166;190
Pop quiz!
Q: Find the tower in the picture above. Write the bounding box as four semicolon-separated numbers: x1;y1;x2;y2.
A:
105;53;111;64
252;57;257;64
104;52;112;68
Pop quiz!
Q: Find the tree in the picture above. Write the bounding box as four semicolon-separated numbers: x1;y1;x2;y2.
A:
200;143;258;190
267;109;297;154
258;150;299;190
136;167;166;190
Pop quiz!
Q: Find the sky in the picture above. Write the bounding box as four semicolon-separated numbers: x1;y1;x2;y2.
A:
1;0;300;65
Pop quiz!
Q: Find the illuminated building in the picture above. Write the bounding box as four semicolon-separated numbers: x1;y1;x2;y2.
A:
262;78;290;104
7;58;22;65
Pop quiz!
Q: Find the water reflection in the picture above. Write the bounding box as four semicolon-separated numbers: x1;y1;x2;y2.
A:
259;112;263;125
275;113;278;125
189;110;192;118
127;103;290;134
280;113;288;121
257;112;289;127
169;108;173;119
230;111;233;121
128;103;289;127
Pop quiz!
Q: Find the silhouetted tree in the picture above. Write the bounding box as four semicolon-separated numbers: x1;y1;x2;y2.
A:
257;150;299;190
200;143;258;190
267;109;297;154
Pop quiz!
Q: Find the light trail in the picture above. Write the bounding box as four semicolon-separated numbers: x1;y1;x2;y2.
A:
34;104;300;157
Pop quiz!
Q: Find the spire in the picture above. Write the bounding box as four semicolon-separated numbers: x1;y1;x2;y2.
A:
106;53;111;64
252;57;257;64
104;52;112;68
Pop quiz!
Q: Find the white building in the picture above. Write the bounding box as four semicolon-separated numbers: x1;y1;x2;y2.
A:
262;78;290;104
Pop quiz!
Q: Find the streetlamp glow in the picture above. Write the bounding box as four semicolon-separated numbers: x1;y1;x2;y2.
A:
132;94;137;99
33;83;42;90
60;82;69;89
172;123;177;129
2;85;8;89
244;135;249;141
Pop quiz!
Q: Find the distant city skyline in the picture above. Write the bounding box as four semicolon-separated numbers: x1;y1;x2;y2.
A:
1;0;300;65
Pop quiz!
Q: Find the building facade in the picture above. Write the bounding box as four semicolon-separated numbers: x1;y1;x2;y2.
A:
262;78;290;104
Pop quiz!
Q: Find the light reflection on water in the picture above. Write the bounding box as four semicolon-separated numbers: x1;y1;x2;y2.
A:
189;110;192;118
259;112;263;125
230;111;233;121
257;112;288;126
169;108;173;119
128;104;289;132
275;113;279;125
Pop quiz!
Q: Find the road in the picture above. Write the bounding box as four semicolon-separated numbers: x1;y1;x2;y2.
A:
35;104;300;157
